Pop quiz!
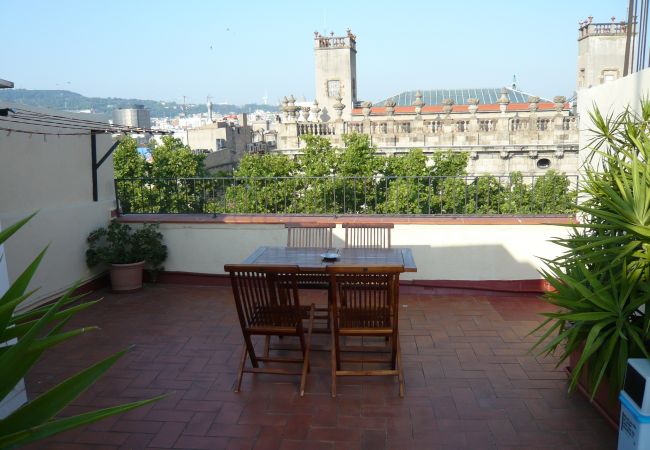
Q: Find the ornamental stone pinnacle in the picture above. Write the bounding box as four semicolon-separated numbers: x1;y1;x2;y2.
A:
285;95;298;119
361;101;372;118
333;96;345;119
384;98;396;116
312;100;321;122
467;98;480;114
553;96;567;112
281;97;289;120
442;98;454;114
498;87;510;113
528;96;540;112
412;91;425;116
300;106;310;121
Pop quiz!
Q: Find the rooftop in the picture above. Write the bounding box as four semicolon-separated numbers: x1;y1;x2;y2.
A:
375;88;548;107
24;284;616;450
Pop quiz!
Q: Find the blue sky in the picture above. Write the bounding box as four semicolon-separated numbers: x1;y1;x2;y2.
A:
2;0;627;105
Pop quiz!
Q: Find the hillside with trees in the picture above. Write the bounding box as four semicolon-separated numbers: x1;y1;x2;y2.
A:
0;89;277;118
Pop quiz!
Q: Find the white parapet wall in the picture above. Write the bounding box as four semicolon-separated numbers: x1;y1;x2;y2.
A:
577;67;650;167
156;221;571;282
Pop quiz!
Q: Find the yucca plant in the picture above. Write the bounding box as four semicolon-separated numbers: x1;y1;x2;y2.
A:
532;100;650;400
0;213;162;448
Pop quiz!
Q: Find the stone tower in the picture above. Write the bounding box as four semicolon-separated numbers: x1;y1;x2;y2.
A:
314;29;357;121
577;16;627;89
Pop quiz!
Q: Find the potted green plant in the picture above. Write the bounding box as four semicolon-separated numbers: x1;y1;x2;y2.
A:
86;220;167;292
531;101;650;424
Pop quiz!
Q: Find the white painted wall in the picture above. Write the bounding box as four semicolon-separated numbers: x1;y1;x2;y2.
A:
157;222;571;281
0;219;27;418
0;103;115;310
577;67;650;166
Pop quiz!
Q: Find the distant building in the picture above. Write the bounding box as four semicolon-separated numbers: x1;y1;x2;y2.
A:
275;30;580;176
112;104;151;129
577;16;627;89
0;78;14;89
186;114;254;172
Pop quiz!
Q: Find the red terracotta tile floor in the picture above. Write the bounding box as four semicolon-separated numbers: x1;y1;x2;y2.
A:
23;284;616;449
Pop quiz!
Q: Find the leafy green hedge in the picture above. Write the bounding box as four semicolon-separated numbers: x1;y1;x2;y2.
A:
114;134;576;215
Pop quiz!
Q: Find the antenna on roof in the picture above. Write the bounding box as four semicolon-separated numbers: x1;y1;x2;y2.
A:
511;75;517;90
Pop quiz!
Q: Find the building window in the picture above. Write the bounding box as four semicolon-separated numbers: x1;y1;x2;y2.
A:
537;158;551;169
602;69;619;83
327;80;340;98
536;118;550;131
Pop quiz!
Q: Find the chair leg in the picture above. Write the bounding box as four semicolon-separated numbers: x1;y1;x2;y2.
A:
330;322;337;398
234;345;247;393
390;330;398;369
300;304;315;397
326;287;333;332
264;335;271;358
397;336;404;398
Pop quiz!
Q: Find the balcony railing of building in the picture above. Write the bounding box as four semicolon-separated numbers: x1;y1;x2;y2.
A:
625;0;650;75
115;174;578;216
298;123;335;136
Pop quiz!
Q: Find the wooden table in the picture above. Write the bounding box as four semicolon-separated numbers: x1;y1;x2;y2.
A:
242;246;417;272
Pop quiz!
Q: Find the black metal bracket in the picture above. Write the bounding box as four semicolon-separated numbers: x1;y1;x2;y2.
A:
91;132;120;201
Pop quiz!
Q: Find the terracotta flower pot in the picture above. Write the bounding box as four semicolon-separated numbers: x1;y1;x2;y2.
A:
109;261;145;293
568;347;620;429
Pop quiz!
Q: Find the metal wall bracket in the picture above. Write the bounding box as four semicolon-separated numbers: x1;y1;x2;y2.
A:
91;132;120;201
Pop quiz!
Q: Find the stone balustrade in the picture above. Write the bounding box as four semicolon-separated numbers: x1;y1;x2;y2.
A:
578;21;627;39
279;115;578;150
297;123;335;136
314;31;356;49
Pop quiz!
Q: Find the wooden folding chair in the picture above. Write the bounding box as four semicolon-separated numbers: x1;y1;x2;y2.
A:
225;264;315;397
343;223;394;248
327;265;405;397
285;223;336;333
286;223;335;248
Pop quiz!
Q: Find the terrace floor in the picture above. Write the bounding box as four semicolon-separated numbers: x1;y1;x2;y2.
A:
25;284;616;450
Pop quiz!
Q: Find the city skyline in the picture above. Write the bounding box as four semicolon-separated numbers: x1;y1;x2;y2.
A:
3;0;627;106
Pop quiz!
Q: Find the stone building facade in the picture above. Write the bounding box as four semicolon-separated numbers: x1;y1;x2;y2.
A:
187;115;253;172
274;30;581;176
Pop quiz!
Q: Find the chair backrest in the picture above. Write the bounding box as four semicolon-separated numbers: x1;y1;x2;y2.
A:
286;223;335;248
343;223;393;248
224;264;302;330
327;265;403;331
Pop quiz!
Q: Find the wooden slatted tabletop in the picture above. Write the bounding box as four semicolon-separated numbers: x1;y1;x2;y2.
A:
242;247;417;272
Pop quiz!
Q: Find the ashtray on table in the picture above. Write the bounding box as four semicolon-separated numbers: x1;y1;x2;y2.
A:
320;252;339;261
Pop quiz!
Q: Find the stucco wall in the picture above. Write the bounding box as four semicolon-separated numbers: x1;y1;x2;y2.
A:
0;103;115;309
577;67;650;166
156;222;570;282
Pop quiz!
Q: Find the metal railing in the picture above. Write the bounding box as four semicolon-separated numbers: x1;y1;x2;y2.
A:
625;0;650;75
114;175;578;216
